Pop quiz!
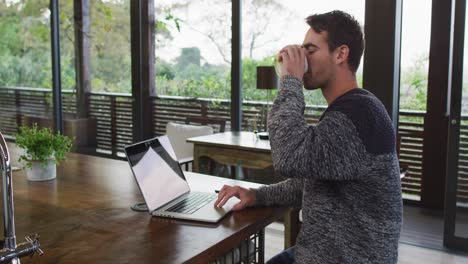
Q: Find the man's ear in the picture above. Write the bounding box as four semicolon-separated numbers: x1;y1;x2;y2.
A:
334;45;350;65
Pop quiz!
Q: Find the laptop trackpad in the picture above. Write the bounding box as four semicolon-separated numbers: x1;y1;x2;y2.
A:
193;196;241;220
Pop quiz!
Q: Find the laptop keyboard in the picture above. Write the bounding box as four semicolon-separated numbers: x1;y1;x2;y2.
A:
165;192;218;215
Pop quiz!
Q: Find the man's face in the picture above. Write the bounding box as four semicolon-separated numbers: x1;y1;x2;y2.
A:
302;28;334;90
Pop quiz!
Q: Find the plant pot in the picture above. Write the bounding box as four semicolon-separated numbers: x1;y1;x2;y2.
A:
26;160;56;181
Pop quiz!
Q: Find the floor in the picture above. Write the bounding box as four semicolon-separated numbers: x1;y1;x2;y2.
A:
400;204;446;250
400;204;468;252
264;204;468;263
264;223;468;263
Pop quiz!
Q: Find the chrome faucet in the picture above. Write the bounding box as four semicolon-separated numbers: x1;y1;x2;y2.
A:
0;132;42;263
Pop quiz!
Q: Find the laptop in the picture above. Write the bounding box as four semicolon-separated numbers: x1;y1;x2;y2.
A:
124;135;240;223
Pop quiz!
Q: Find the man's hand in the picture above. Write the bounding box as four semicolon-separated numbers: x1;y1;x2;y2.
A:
214;185;256;211
279;45;306;80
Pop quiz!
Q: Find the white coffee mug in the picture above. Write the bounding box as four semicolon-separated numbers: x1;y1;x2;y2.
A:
275;55;308;77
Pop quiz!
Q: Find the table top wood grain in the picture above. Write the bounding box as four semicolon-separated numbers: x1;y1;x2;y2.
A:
3;152;286;264
187;132;271;153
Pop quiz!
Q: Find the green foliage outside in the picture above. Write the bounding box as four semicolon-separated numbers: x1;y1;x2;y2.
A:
0;1;53;88
156;56;231;99
156;52;327;105
15;124;73;168
400;54;429;111
0;1;142;93
0;0;444;111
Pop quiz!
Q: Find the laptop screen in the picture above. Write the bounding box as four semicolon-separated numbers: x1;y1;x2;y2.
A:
125;136;190;212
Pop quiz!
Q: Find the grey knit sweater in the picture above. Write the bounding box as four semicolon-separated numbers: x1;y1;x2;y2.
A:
255;76;402;263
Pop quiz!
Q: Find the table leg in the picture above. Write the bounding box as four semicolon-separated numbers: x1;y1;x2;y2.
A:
284;209;301;249
193;144;202;173
259;228;265;264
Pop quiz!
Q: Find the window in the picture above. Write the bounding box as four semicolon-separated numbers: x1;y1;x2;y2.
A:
398;0;432;201
90;1;131;93
155;0;231;99
399;0;432;112
242;0;365;106
0;1;55;135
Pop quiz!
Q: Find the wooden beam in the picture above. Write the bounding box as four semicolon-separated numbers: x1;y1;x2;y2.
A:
231;0;242;132
50;0;63;134
421;0;453;209
130;0;155;142
73;0;91;119
363;0;402;130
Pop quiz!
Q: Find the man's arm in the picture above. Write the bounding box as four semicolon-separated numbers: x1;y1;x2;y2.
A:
254;178;303;208
214;178;303;210
268;76;371;181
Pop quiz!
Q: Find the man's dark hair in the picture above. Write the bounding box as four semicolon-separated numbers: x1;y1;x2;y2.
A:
306;10;364;73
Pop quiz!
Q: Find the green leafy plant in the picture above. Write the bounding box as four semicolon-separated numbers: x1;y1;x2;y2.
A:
15;124;73;168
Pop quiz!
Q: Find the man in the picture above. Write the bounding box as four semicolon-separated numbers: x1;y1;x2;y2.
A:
215;10;402;264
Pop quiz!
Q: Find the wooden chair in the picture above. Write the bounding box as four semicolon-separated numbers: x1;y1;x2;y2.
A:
186;116;234;177
166;122;213;171
185;116;226;133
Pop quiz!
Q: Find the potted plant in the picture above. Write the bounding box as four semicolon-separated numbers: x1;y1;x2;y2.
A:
15;123;73;181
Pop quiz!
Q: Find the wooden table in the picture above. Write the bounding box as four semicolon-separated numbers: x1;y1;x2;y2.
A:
187;132;300;248
187;132;272;177
4;152;287;263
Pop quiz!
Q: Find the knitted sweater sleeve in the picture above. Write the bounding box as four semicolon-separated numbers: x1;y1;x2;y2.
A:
267;76;371;181
254;178;303;208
